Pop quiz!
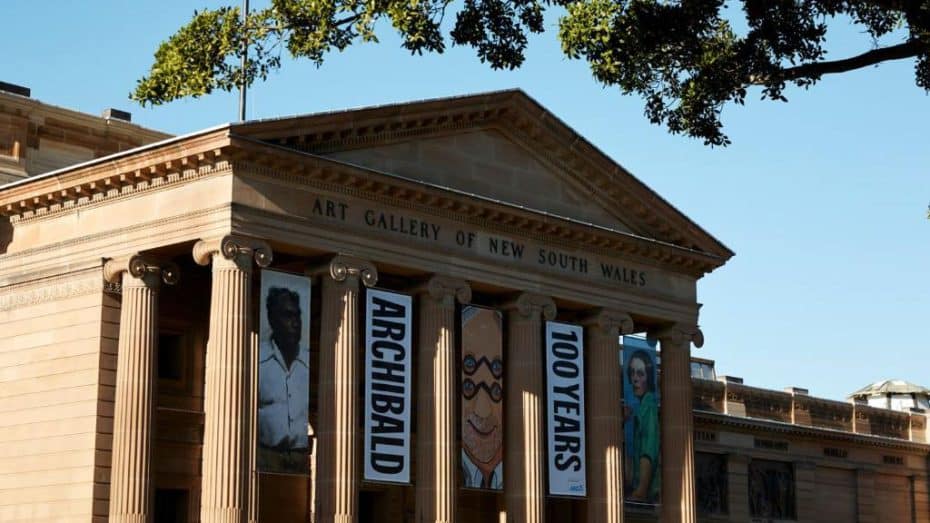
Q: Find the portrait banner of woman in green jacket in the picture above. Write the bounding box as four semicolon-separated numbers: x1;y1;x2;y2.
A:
622;337;661;506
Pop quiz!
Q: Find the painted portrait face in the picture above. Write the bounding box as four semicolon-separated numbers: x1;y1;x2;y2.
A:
630;356;647;398
267;288;302;348
462;353;504;464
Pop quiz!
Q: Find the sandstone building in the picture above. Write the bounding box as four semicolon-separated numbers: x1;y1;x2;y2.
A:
0;84;926;523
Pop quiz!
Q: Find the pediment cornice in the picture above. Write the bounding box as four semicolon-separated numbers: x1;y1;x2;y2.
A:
234;90;733;267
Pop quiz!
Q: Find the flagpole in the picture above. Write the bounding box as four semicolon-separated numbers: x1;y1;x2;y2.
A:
239;0;249;121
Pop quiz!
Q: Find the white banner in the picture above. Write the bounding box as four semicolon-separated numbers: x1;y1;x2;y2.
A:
364;289;413;484
545;321;587;497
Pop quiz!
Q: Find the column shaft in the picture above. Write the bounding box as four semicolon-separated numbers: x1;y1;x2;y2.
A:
415;277;470;523
584;311;631;523
659;333;696;523
314;256;376;523
505;294;555;523
108;271;160;523
201;255;253;523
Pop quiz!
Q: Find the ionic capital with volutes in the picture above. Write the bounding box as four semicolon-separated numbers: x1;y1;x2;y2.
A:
104;253;180;288
503;292;556;321
414;275;471;308
192;234;273;270
649;322;704;349
309;254;378;288
582;308;634;341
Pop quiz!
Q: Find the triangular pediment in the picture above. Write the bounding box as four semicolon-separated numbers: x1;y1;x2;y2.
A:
231;90;733;263
322;129;634;233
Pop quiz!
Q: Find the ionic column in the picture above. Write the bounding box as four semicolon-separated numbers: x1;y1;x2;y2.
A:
312;255;378;523
583;310;633;523
104;255;179;523
653;325;703;523
504;293;556;523
194;235;272;523
414;276;471;523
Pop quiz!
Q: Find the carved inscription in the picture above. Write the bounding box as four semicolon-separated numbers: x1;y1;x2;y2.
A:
753;438;788;451
302;195;660;292
823;447;848;459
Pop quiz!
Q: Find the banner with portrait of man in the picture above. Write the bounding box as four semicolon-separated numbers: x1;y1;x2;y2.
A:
258;269;311;475
622;336;660;506
460;305;504;491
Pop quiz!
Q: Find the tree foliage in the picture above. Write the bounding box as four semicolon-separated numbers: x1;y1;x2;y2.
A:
133;0;930;146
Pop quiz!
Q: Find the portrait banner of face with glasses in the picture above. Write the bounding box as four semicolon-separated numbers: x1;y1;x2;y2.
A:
621;336;660;506
460;305;504;491
258;269;311;474
364;288;413;484
545;321;587;497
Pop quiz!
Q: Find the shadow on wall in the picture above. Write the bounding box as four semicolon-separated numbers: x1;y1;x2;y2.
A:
0;217;11;254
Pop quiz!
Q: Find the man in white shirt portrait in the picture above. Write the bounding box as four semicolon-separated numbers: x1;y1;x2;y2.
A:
258;285;310;474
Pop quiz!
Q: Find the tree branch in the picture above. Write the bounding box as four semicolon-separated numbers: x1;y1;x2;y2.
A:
751;39;927;84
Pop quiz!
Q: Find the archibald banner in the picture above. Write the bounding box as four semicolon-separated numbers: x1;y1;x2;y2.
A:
363;288;413;484
545;321;588;496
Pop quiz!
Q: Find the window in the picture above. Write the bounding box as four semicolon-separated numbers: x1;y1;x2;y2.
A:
749;459;796;520
696;452;728;515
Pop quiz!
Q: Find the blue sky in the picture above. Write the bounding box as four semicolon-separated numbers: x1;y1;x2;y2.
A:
4;1;928;401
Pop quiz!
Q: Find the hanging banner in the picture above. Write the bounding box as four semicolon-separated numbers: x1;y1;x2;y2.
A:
258;269;312;475
622;336;661;506
461;305;504;490
545;321;587;497
363;288;413;484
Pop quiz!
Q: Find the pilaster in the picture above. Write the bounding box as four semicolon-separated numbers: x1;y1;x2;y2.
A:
104;254;178;523
793;461;816;523
312;255;378;523
582;309;632;523
726;454;750;521
652;324;702;523
414;276;471;523
503;293;555;523
194;235;272;523
856;468;876;523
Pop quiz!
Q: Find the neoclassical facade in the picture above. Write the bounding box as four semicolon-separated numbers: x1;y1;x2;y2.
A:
3;86;929;523
0;89;734;522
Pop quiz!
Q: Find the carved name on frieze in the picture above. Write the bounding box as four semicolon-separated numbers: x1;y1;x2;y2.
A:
301;195;687;295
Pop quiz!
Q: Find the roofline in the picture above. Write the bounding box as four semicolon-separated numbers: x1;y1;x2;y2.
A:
230;132;727;263
0;122;231;192
230;88;734;260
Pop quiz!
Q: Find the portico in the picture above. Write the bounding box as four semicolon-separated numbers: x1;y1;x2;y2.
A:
0;90;732;522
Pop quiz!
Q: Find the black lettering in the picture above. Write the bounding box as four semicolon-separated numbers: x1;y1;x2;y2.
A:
553;384;580;402
553;360;579;378
371;393;405;414
555;454;582;472
639;272;646;286
371;296;406;318
579;258;588;274
338;202;348;220
370;452;404;474
554;432;581;451
371;360;405;383
371;412;404;434
510;242;524;259
489;237;499;254
326;200;336;218
551;330;579;342
364;209;375;226
431;224;440;240
371;340;405;361
313;198;324;216
551;341;579;359
554;400;580;415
